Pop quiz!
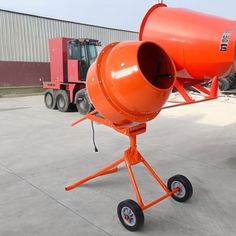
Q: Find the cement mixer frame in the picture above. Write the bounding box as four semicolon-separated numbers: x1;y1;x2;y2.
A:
66;111;193;231
163;76;219;109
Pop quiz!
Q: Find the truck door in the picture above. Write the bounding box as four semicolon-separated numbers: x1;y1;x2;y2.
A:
68;40;89;81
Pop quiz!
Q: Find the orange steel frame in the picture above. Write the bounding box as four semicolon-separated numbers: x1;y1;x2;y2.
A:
65;112;179;210
163;76;219;109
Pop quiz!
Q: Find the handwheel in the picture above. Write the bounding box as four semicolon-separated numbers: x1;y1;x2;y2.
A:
167;175;193;202
117;199;144;231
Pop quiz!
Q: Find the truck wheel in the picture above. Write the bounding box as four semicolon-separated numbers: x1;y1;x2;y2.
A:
219;78;231;91
44;89;57;109
56;90;69;112
74;88;92;115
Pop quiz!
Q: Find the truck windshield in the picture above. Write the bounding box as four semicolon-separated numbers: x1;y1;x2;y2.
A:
87;45;98;65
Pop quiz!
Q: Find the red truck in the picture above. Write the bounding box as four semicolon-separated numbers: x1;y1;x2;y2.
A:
43;37;101;114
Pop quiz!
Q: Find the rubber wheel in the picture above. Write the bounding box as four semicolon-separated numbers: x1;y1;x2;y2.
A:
167;175;193;202
74;88;92;115
56;90;70;112
117;199;144;232
44;89;57;109
219;78;231;91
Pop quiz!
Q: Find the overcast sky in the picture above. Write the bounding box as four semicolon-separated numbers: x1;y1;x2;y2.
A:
0;0;235;31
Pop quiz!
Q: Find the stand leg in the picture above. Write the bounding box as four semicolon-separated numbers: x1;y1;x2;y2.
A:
65;157;124;191
125;159;144;208
98;167;119;176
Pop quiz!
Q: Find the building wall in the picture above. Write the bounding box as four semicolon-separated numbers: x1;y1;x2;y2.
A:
0;9;138;86
0;61;50;87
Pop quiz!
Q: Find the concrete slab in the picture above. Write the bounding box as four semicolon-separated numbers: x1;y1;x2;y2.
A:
0;95;236;235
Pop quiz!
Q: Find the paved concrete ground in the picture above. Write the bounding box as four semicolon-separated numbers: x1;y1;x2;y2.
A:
0;95;236;236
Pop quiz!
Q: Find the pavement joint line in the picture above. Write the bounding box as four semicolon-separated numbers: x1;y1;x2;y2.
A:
0;162;112;236
0;160;163;221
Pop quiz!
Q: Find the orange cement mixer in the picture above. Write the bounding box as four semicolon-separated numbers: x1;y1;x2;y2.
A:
140;3;236;105
66;41;194;232
86;41;175;127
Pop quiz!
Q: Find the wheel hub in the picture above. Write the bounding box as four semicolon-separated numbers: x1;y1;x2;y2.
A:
121;206;136;226
58;97;65;108
171;181;186;198
78;98;86;109
76;96;90;114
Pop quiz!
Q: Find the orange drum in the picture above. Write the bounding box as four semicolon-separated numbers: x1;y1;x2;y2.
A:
86;41;176;127
140;3;236;84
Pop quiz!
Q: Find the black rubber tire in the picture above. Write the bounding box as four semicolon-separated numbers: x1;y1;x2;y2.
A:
74;88;92;115
219;78;231;91
44;89;57;109
117;199;144;232
56;90;70;112
167;175;193;202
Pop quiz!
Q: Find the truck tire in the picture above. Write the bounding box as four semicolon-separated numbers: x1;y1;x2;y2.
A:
44;89;57;109
74;88;92;115
219;78;231;91
56;90;70;112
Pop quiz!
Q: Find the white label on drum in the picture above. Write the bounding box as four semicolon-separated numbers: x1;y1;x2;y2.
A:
220;30;232;52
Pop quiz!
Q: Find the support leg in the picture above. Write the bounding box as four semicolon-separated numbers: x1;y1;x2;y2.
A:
125;159;144;208
174;79;194;103
65;157;124;191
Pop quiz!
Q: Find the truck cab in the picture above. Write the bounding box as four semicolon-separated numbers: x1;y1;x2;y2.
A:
68;39;100;80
